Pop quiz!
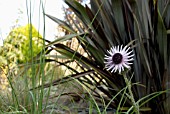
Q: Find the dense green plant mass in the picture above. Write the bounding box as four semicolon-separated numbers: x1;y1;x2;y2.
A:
42;0;170;114
0;24;43;68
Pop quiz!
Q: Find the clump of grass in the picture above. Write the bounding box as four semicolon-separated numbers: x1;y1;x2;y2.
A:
43;0;170;113
1;0;170;114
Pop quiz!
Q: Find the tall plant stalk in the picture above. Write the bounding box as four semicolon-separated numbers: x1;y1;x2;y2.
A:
123;73;139;114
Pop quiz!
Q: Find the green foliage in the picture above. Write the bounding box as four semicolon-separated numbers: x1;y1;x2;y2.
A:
0;24;43;68
43;0;170;113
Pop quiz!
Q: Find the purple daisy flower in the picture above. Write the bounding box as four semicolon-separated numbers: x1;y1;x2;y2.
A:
104;45;134;74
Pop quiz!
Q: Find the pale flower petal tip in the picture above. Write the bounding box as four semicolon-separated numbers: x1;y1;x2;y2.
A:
104;45;134;74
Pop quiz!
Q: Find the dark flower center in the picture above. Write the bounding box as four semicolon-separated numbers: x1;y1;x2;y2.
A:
112;53;123;64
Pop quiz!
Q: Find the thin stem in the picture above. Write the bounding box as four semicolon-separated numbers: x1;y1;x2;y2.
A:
123;73;139;114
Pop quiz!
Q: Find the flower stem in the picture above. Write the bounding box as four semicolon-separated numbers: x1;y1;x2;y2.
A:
123;73;139;114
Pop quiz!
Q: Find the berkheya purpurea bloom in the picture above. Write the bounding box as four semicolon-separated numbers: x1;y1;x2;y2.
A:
104;45;139;114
